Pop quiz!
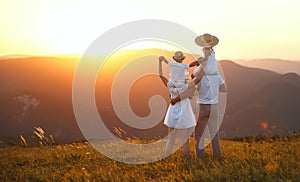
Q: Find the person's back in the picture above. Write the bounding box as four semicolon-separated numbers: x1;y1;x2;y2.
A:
158;51;196;158
159;51;190;88
168;61;189;88
193;65;224;104
201;49;219;76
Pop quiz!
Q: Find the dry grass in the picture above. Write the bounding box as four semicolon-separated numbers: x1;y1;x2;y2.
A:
0;138;299;181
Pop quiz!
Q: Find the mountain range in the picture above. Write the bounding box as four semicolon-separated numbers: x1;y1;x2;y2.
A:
233;59;300;75
0;51;299;143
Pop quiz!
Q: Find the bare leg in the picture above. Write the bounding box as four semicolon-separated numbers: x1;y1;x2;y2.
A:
182;140;190;157
182;127;195;157
180;127;194;157
165;128;176;157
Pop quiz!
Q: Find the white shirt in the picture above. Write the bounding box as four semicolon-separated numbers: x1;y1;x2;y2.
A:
193;65;224;104
168;61;189;83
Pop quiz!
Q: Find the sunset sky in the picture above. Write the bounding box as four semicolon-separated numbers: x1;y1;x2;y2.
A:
1;0;299;60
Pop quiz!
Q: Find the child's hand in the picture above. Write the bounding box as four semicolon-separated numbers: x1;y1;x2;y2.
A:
159;56;165;62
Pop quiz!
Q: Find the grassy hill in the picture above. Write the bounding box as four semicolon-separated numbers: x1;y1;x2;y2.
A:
1;137;299;181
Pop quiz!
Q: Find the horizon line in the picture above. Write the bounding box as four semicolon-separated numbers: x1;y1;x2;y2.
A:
0;48;299;62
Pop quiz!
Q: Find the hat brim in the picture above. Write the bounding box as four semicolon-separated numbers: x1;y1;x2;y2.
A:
195;35;219;47
172;56;186;61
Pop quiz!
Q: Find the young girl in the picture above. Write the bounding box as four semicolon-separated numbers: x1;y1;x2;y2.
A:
190;33;220;76
158;51;196;157
189;33;225;158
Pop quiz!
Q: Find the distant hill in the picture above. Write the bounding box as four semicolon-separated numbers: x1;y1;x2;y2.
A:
0;52;300;143
233;59;300;75
0;57;80;143
220;60;300;136
0;54;35;59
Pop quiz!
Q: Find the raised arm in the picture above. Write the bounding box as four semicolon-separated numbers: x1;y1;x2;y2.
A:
159;56;169;64
192;68;205;85
170;68;205;105
158;57;168;87
196;48;211;63
189;49;211;67
189;59;200;67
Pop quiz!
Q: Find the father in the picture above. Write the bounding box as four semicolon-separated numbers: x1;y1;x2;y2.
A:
171;34;227;158
171;65;227;158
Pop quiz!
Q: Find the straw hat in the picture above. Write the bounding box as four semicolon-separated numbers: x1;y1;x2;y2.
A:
195;33;219;47
172;51;186;61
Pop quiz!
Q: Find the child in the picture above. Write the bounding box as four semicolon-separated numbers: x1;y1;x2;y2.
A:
158;51;197;157
190;33;220;76
159;51;197;88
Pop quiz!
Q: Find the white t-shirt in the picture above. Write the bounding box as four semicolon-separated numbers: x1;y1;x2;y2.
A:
168;61;189;84
193;65;224;104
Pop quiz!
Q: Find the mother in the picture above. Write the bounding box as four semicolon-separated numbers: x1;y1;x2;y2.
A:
158;53;205;157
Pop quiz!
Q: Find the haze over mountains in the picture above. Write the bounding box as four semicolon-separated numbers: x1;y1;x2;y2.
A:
1;50;299;143
220;60;300;136
233;59;300;75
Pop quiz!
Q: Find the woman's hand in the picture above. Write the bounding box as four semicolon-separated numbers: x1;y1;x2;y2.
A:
159;56;165;62
170;98;178;105
159;56;168;64
158;56;168;87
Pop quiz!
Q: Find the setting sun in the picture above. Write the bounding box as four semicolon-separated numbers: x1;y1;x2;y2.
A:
1;0;300;60
1;0;300;180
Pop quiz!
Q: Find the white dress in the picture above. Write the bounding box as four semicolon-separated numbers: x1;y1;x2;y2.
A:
164;82;196;129
201;49;219;75
194;50;224;104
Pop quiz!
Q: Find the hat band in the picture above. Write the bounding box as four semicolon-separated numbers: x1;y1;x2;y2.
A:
174;56;184;59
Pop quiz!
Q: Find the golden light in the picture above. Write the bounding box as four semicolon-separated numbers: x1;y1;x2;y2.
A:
0;0;299;60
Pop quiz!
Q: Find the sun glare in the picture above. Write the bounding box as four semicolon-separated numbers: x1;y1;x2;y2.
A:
0;0;299;60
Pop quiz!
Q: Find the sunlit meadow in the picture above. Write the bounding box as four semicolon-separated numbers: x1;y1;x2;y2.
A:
0;134;299;181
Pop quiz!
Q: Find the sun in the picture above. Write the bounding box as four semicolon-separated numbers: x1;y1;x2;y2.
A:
44;12;97;54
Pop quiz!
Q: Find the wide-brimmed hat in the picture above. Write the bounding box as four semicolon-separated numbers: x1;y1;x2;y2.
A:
172;51;186;61
195;33;219;48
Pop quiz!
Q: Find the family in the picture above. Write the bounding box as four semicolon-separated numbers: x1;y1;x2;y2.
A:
158;33;227;159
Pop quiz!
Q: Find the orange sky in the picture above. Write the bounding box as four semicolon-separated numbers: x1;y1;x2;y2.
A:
0;0;300;60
